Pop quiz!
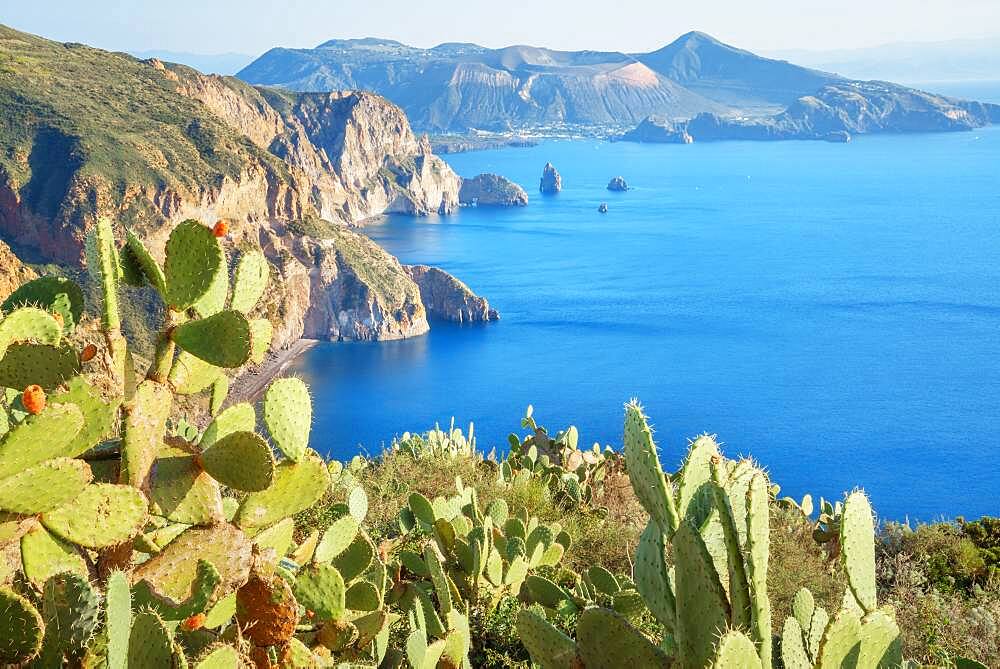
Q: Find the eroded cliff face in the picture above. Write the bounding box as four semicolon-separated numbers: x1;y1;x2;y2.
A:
404;265;499;324
0;27;478;351
0;241;37;302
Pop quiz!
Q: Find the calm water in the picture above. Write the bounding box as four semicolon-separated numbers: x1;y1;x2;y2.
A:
291;127;1000;521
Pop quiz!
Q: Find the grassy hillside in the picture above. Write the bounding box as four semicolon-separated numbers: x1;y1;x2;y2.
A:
0;25;289;201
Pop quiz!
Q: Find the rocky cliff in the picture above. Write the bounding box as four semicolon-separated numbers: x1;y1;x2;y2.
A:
404;265;499;323
0;241;37;302
0;25;486;350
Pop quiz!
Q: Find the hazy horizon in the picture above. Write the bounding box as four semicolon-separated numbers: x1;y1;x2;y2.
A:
4;0;999;59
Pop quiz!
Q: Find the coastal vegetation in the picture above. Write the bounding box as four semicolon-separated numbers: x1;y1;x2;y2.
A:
0;217;994;667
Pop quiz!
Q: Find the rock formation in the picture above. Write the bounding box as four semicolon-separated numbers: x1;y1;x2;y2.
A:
618;118;693;143
607;176;629;192
0;25;497;350
0;241;37;302
598;203;609;213
539;163;562;193
459;174;528;207
403;265;499;323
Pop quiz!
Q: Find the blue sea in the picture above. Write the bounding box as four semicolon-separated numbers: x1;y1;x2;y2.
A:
291;125;1000;522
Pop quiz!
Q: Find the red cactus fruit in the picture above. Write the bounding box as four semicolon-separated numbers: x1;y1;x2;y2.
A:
212;220;229;238
81;343;98;362
180;613;206;632
22;385;45;415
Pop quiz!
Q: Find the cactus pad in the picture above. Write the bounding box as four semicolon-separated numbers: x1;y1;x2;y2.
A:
173;310;253;368
0;586;44;664
231;251;269;313
0;402;85;479
40;571;101;654
50;377;120;458
0;342;81;390
200;431;275;492
149;443;224;525
332;531;376;582
236;452;329;530
0;457;92;514
673;521;729;669
816;608;862;668
294;563;346;621
127;611;174;668
516;608;577;669
125;229;167;295
677;435;719;522
841;491;877;613
623;401;678;536
315;515;360;563
202;403;256;447
235;573;298;646
122;380;171;490
169;351;223;395
19;525;88;588
745;471;772;666
576;607;670;669
0;306;62;360
85;218;121;331
263;377;311;461
781;616;811;669
209;376;229;417
712;631;762;668
134;559;221;620
105;571;131;669
345;579;381;611
249;319;273;365
858;608;902;667
634;520;676;630
133;524;252;604
192;257;229;318
2;277;84;333
164;220;225;310
41;483;147;548
193;644;242;669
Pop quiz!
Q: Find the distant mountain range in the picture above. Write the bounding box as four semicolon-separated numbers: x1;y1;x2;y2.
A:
236;32;843;131
767;37;1000;84
236;31;999;138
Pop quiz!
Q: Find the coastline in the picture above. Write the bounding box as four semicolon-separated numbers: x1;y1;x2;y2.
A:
228;338;319;405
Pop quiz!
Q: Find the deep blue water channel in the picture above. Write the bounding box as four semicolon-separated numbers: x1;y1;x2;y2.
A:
291;126;1000;521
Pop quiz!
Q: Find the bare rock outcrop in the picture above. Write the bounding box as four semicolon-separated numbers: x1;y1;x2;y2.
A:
539;163;562;193
459;174;528;207
607;176;629;192
403;265;499;323
0;240;37;302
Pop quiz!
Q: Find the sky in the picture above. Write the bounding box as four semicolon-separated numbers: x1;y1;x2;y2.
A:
3;0;999;57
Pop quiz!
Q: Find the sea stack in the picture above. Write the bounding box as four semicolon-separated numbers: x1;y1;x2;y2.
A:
607;176;629;192
539;163;562;193
459;174;529;207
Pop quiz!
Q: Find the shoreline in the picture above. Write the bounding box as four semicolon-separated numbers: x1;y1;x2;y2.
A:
228;338;319;405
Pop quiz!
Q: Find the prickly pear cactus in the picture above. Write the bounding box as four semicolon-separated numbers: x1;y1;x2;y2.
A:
0;586;44;664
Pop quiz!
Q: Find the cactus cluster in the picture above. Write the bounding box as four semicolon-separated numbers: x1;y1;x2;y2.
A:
396;478;568;614
517;401;905;669
392;418;477;460
499;406;623;507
